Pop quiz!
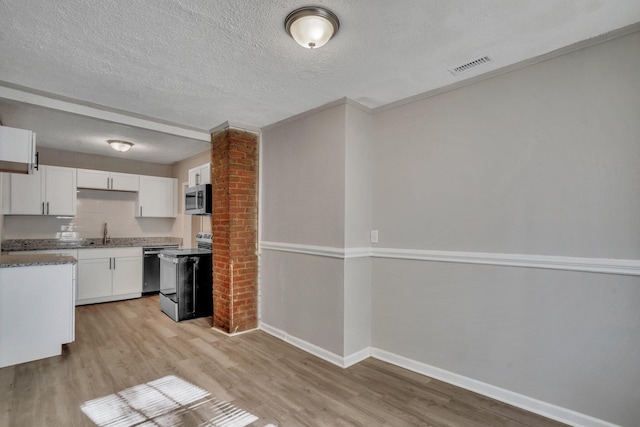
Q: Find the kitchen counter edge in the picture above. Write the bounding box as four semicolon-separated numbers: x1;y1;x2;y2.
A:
0;254;77;268
1;237;183;252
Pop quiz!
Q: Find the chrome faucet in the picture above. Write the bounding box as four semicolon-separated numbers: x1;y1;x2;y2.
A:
103;222;110;245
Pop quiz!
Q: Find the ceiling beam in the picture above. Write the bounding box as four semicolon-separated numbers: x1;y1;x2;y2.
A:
0;83;211;142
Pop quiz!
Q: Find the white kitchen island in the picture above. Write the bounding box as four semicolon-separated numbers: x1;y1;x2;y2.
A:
0;253;75;368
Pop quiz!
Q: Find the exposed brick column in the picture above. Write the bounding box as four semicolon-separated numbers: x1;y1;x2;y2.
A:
211;128;258;334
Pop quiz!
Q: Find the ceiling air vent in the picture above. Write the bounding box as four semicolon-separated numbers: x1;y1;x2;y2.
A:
448;56;493;75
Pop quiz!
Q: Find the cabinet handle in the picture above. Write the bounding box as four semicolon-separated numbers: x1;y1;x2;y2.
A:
46;202;49;215
34;152;39;171
196;173;200;185
113;258;116;269
110;177;114;189
109;258;112;270
42;202;44;215
140;206;142;216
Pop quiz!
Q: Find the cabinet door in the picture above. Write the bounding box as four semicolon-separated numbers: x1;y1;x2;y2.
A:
8;168;43;214
138;176;176;217
198;163;211;185
44;165;76;215
77;258;112;300
77;169;110;190
188;163;211;186
188;167;199;187
111;256;143;295
110;172;139;192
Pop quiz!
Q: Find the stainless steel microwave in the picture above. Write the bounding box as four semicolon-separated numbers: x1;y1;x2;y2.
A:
184;184;212;215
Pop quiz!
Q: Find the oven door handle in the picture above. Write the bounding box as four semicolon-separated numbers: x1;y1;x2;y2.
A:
191;257;200;315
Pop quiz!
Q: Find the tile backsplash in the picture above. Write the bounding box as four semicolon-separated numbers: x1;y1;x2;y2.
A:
3;189;176;239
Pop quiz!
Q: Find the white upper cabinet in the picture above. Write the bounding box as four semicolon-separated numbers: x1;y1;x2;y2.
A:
137;175;177;218
76;169;109;190
0;125;37;174
111;172;140;191
5;169;42;214
3;165;76;215
188;162;211;187
45;166;77;215
77;169;139;192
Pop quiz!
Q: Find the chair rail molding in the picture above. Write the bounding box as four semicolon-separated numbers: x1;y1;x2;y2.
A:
260;241;640;276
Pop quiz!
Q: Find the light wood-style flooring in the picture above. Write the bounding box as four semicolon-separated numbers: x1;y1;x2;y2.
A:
1;296;567;426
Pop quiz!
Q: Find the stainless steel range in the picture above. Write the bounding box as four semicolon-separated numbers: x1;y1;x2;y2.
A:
158;233;212;322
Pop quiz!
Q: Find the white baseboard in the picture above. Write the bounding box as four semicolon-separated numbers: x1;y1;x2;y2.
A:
259;322;370;368
210;326;259;337
370;348;620;427
343;347;371;367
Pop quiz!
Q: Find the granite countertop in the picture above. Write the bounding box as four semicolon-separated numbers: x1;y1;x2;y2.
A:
2;237;183;252
0;253;77;268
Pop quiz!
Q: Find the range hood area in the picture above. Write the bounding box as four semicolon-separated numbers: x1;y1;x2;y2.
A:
0;125;37;174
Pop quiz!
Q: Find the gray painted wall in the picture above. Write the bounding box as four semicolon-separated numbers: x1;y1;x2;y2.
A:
345;103;373;248
261;104;348;355
343;103;373;356
344;257;371;356
260;251;345;355
261;104;346;247
371;31;640;426
261;101;374;358
373;32;640;259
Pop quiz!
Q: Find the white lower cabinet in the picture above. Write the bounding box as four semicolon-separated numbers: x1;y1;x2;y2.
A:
77;258;112;300
0;263;75;368
77;247;142;305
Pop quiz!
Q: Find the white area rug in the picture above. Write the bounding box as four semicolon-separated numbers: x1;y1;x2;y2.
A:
81;375;259;427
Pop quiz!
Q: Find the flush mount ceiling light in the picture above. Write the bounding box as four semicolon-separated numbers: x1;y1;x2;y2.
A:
285;6;340;49
107;139;134;152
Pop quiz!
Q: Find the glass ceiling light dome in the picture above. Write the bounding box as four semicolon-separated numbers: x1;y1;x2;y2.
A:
107;139;134;152
285;6;340;49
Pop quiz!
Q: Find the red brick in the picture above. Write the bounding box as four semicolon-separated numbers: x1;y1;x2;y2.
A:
212;128;258;334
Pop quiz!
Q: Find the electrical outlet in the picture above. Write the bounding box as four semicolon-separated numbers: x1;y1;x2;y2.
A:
370;229;379;243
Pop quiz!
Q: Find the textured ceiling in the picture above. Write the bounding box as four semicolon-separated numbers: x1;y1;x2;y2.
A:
1;0;639;163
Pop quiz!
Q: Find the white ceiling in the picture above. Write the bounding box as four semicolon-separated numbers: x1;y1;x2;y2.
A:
1;0;639;164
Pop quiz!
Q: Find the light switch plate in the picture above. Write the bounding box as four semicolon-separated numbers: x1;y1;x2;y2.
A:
370;230;379;243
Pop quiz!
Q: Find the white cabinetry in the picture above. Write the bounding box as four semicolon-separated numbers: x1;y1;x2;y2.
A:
77;168;139;192
2;165;76;215
0;125;36;174
0;263;75;368
137;175;177;217
76;247;142;305
188;162;211;187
